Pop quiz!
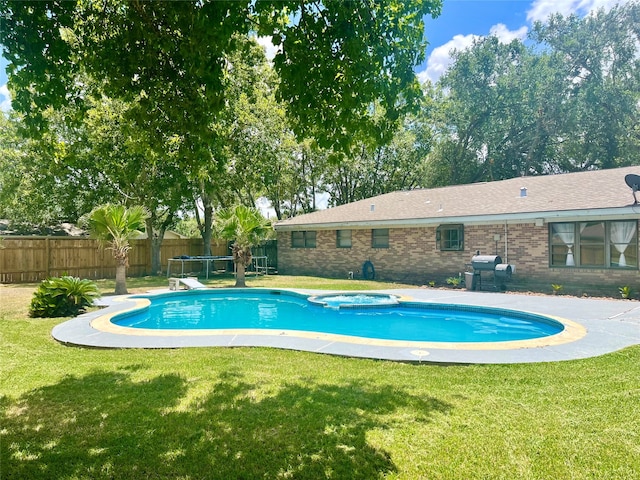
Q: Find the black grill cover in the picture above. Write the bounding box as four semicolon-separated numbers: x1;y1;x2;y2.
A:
471;255;502;271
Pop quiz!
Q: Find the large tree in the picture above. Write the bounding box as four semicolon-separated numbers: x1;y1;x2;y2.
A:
0;114;33;224
0;0;442;154
428;37;553;185
323;108;433;206
275;139;329;217
530;2;640;171
78;97;192;274
425;3;640;187
187;35;282;253
1;95;192;274
0;111;104;229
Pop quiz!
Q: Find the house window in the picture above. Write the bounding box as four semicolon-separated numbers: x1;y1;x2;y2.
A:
336;230;352;248
549;220;637;268
291;231;316;248
610;221;638;267
372;229;389;248
436;224;464;251
550;223;575;266
579;222;605;267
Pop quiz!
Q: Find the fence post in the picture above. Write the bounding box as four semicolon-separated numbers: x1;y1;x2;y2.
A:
45;237;50;278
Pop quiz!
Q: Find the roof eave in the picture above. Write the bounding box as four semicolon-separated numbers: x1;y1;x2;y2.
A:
273;206;639;231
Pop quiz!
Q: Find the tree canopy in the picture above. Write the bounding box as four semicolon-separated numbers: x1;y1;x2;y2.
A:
0;0;442;152
1;2;638;242
425;1;640;187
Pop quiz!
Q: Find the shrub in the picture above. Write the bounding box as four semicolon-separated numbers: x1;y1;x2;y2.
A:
29;276;101;318
619;286;632;299
446;276;461;287
551;284;563;295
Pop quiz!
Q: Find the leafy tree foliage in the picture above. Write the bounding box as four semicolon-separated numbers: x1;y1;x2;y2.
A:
2;2;638;243
0;112;101;228
429;37;556;185
323;110;433;205
0;0;442;153
173;216;201;239
77;96;192;274
261;0;441;149
1;94;192;272
0;114;33;223
210;37;290;210
531;2;640;170
186;35;283;252
282;140;330;216
427;2;640;186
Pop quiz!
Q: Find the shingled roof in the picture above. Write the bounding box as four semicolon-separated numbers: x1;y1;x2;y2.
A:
275;166;640;230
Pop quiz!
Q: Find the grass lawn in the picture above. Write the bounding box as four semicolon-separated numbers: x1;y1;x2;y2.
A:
1;275;639;479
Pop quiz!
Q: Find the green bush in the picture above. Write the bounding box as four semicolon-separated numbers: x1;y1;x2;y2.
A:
29;276;101;318
446;276;461;287
619;286;632;299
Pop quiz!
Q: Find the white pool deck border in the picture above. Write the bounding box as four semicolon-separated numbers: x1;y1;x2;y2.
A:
51;288;640;364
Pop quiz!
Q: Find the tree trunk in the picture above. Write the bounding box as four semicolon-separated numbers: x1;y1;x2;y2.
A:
234;262;246;288
233;244;251;287
273;197;282;220
146;217;166;276
201;200;214;257
150;235;163;275
115;260;128;295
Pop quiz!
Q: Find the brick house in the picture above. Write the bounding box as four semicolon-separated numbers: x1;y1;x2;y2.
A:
274;166;640;292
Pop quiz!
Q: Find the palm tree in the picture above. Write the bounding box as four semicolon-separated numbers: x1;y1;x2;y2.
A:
215;205;273;287
84;204;148;294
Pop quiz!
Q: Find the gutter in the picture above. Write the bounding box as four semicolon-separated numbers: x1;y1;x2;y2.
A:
273;206;640;231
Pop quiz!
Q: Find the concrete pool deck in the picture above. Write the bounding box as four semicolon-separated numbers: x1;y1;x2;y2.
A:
51;288;640;364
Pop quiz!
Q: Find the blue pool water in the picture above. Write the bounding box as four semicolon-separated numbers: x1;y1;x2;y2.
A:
113;290;564;343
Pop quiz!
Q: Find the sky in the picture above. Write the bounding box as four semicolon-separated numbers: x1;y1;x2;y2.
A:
0;0;628;112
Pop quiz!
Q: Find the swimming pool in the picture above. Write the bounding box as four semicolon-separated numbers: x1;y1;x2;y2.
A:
112;289;564;343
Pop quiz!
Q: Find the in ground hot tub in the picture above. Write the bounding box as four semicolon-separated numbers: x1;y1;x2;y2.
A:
307;292;399;308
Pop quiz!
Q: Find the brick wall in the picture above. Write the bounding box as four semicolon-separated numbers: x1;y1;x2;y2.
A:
277;221;640;289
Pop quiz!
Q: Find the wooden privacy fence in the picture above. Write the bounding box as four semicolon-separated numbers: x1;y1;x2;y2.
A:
0;237;228;284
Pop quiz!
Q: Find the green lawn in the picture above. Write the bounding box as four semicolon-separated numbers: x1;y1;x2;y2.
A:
1;276;639;479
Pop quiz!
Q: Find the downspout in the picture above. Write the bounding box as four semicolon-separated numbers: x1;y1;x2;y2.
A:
504;221;508;264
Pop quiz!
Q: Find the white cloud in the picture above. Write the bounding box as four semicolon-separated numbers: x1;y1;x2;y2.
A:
256;36;280;61
419;33;480;84
418;24;528;85
0;84;11;112
489;24;528;43
527;0;625;23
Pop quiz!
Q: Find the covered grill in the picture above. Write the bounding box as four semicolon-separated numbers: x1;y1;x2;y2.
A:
471;255;502;271
466;254;513;291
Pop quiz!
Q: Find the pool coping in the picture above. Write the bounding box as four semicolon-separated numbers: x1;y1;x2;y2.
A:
51;287;640;364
